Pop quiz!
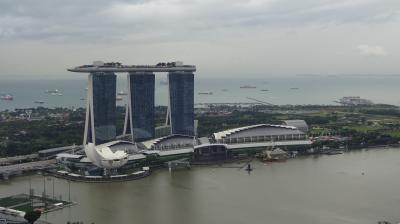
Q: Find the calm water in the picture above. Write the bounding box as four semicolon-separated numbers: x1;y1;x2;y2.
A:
1;148;400;224
1;75;400;111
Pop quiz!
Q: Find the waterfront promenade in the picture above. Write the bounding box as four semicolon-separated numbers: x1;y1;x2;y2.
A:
0;160;55;180
1;147;399;224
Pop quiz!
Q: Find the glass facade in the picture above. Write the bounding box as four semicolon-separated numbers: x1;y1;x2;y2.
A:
129;72;155;141
91;72;117;144
168;72;194;136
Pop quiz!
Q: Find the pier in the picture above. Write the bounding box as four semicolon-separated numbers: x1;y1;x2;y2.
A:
0;160;56;180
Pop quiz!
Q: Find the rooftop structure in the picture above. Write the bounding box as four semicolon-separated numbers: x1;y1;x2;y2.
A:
282;120;309;133
141;134;195;150
38;145;80;158
68;61;196;73
212;124;303;141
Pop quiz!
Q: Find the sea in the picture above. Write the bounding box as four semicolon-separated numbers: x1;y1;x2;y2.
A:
1;75;400;111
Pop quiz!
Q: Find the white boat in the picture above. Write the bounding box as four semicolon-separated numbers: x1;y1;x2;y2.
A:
116;96;123;101
46;89;59;94
0;94;13;100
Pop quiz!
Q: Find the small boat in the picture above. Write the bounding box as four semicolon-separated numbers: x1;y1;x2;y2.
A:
0;94;13;100
260;89;269;92
198;92;213;95
221;89;228;91
117;91;128;96
80;98;85;101
159;81;168;85
290;87;299;90
46;89;59;94
116;96;123;101
34;101;45;104
240;85;256;89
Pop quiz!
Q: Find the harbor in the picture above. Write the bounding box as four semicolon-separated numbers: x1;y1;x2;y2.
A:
1;147;399;224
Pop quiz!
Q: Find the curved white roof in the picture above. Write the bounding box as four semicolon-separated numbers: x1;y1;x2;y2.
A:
84;142;129;169
141;134;194;149
95;143;127;160
213;124;301;140
283;120;309;133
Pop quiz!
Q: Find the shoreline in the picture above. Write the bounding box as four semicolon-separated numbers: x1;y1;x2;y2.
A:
2;144;399;183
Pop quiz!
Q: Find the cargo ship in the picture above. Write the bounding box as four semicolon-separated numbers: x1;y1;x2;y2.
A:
240;85;256;89
198;92;213;95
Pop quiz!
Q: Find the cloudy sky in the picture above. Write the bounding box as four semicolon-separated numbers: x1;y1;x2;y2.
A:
0;0;399;79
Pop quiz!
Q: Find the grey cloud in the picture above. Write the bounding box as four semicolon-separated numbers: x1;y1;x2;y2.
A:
358;45;387;57
0;0;399;43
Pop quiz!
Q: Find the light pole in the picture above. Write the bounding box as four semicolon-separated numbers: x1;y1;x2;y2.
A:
43;175;47;209
52;178;55;200
29;175;33;209
43;175;46;198
28;175;32;196
68;180;71;202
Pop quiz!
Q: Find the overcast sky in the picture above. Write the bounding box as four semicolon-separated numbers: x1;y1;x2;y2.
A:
0;0;399;79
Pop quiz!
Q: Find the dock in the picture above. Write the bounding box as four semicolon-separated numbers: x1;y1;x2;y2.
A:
167;158;191;171
0;160;56;180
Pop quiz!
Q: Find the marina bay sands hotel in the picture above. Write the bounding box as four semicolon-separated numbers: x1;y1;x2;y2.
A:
68;61;195;145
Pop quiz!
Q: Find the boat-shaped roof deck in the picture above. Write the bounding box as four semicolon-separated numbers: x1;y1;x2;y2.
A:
68;62;196;73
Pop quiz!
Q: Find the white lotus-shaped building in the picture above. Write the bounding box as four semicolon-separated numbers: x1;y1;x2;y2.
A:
84;141;129;169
